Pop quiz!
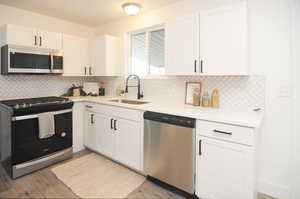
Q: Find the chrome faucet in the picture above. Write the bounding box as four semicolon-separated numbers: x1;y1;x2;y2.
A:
125;74;144;99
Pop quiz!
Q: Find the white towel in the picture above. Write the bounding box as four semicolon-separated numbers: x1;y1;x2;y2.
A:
38;112;55;139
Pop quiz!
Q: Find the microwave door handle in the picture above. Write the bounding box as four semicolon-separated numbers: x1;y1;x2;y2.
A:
50;54;54;71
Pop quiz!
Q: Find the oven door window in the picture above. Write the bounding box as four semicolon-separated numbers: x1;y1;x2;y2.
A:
11;112;72;165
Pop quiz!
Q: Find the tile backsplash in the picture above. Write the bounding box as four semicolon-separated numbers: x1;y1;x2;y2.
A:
0;74;265;112
0;75;83;100
97;75;265;112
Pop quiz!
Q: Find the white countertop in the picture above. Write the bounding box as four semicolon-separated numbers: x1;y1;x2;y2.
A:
69;96;264;128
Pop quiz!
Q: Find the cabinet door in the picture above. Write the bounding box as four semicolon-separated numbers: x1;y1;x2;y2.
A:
84;111;97;151
96;115;116;158
5;24;37;47
199;3;248;75
165;14;200;75
89;35;122;76
196;136;254;199
63;34;89;76
72;102;84;153
115;118;141;171
38;30;62;50
88;36;104;76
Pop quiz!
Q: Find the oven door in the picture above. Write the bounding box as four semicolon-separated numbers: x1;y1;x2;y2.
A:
11;109;72;165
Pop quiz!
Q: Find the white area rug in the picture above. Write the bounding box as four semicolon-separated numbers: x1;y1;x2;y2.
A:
51;153;145;198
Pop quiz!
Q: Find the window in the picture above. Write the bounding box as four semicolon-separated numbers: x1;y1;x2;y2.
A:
129;27;165;77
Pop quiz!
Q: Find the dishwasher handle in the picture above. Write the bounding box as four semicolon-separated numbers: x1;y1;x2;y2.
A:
144;111;195;128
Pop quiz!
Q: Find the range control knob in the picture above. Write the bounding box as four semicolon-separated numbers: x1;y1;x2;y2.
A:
14;104;20;109
61;132;67;137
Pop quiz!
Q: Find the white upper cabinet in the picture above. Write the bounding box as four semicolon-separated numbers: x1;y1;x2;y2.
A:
165;3;248;75
0;24;62;50
165;14;200;75
1;24;37;47
63;34;89;76
89;35;122;76
199;3;248;75
37;30;62;50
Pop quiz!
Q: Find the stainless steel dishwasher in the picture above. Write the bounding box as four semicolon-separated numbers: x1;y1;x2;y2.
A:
144;111;196;194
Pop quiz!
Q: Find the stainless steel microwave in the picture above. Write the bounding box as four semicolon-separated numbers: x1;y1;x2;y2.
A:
1;45;63;75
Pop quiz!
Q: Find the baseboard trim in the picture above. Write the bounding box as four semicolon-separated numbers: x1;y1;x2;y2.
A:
258;179;291;199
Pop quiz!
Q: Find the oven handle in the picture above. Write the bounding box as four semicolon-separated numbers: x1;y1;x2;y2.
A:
12;109;72;121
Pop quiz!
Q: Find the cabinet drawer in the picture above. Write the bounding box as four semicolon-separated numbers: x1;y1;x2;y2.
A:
84;102;142;122
196;120;254;146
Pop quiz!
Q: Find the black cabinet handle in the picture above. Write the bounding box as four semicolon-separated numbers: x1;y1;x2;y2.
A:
91;114;94;124
199;139;202;155
213;129;232;135
34;36;37;46
194;60;197;73
110;118;114;130
84;67;87;75
39;36;42;47
200;60;203;73
89;67;92;75
114;119;117;131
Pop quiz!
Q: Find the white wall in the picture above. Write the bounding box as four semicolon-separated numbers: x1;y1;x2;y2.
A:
95;0;294;198
95;0;242;36
292;0;300;198
249;0;293;198
0;4;94;37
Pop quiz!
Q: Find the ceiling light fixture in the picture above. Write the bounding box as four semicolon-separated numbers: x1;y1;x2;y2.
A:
122;3;141;15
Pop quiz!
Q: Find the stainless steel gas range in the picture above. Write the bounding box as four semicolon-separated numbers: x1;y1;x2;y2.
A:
0;96;73;178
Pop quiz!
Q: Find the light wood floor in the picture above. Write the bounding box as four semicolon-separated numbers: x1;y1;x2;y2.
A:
0;150;275;199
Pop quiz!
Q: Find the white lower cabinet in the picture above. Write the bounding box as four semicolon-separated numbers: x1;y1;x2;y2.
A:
97;114;115;158
84;110;98;151
115;118;141;170
196;120;256;199
72;102;84;152
83;103;143;171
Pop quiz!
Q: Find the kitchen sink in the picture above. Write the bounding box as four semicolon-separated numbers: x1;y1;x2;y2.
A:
109;99;149;105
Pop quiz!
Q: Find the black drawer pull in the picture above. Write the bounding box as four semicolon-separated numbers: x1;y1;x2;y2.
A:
194;60;197;73
213;129;232;135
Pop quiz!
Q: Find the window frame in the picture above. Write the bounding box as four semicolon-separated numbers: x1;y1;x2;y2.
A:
125;24;166;78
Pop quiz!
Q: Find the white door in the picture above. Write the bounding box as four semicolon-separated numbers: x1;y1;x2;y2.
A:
84;110;97;151
89;35;122;77
5;24;37;47
88;36;104;76
96;114;116;158
37;30;62;50
63;34;89;76
72;102;84;152
196;136;254;199
165;14;200;75
199;3;248;75
115;118;141;170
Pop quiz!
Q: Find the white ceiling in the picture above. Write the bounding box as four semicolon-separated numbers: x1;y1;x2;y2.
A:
0;0;182;27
